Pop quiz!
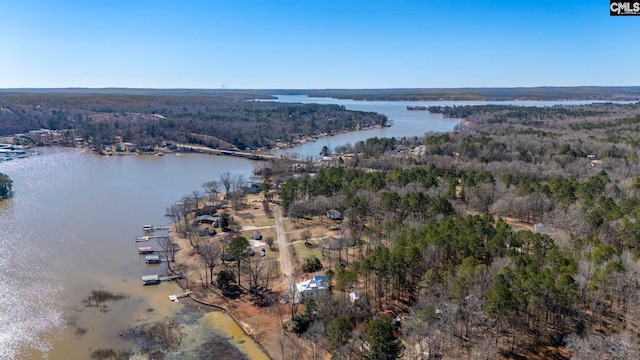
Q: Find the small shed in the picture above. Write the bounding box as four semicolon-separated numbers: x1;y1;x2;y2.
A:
326;209;342;221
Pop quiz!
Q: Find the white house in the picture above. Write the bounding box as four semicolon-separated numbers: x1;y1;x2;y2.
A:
295;274;329;302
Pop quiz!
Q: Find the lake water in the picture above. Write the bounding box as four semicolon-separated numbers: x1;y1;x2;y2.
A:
264;95;631;158
0;150;259;359
0;96;629;358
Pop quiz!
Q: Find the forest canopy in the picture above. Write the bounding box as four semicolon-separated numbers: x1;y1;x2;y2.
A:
0;92;387;150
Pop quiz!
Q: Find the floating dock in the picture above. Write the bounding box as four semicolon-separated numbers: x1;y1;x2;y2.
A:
138;246;154;254
141;274;183;285
169;291;193;302
143;225;171;232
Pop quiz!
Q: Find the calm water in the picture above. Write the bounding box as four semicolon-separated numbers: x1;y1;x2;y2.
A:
0;96;631;359
0;149;258;359
264;95;632;157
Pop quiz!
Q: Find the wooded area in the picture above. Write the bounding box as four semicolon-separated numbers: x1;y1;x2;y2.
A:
0;92;387;150
281;86;640;101
261;101;640;359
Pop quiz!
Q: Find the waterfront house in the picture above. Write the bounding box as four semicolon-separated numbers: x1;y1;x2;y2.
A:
295;274;329;302
194;215;220;225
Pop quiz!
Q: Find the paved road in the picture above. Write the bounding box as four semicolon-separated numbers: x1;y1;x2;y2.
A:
274;205;293;278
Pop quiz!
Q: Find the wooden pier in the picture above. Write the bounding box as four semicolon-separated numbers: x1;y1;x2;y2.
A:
136;235;169;241
169;291;193;302
159;274;183;282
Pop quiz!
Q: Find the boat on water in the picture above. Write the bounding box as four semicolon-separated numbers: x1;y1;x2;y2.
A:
136;236;150;242
138;246;154;254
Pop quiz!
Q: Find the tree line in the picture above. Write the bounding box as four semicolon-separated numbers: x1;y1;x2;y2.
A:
251;101;640;359
0;92;387;150
157;100;640;359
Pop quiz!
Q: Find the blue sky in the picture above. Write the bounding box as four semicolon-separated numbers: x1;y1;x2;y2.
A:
0;0;637;89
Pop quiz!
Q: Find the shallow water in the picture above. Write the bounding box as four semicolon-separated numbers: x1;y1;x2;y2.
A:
0;149;259;359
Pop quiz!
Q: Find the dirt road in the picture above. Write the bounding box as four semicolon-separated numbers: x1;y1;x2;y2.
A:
274;205;292;277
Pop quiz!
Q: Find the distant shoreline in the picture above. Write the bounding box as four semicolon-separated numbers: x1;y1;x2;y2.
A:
2;86;638;101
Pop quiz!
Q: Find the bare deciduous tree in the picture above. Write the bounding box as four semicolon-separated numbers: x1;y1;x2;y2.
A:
220;172;232;199
199;242;220;287
202;180;220;201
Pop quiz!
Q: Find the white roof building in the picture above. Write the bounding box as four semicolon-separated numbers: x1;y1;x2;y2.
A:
295;275;329;302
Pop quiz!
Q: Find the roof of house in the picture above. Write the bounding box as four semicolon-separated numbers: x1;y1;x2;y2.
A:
296;274;329;293
194;215;220;222
327;209;342;219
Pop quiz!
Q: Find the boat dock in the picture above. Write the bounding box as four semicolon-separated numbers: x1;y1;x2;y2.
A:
169;291;193;302
143;225;171;232
141;273;183;285
138;246;154;254
136;235;169;241
160;274;183;281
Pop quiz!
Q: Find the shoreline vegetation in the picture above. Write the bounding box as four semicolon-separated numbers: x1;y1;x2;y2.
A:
154;99;640;360
0;172;12;199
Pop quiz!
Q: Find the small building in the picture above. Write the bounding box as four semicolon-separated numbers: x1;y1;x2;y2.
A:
220;231;240;244
295;274;329;302
142;274;161;285
244;183;261;195
326;209;342;221
322;236;342;251
534;223;549;233
194;215;220;225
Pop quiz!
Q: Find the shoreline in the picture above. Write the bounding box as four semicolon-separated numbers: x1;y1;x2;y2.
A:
168;220;279;360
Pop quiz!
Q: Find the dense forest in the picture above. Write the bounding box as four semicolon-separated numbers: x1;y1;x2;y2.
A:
258;101;640;359
0;92;386;150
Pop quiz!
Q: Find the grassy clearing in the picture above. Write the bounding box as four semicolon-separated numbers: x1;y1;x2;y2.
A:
292;242;325;272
